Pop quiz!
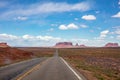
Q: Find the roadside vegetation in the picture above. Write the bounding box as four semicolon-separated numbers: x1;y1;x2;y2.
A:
18;47;55;57
0;47;55;67
59;48;120;80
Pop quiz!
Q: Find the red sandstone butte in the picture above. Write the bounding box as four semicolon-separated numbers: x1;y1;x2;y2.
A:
0;43;9;47
105;43;119;47
79;44;87;48
55;42;73;48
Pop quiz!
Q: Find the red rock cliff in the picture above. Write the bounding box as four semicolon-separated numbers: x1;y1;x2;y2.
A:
0;43;9;47
55;42;73;48
105;43;119;47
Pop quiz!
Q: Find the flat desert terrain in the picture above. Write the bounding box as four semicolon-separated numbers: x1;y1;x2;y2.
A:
0;47;120;80
59;47;120;80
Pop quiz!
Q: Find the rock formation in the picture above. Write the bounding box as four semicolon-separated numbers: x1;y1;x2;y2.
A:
55;42;73;48
105;43;119;47
75;43;79;46
0;43;9;47
79;44;87;48
54;42;120;48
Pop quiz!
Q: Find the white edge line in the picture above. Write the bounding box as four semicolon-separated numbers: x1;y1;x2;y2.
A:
60;57;83;80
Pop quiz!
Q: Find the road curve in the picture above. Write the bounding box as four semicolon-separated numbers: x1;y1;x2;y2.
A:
18;51;86;80
0;58;47;80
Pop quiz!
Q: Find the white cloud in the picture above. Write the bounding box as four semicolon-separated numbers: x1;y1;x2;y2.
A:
101;30;109;35
0;33;61;46
117;35;120;39
95;30;109;40
81;15;96;20
112;12;120;18
35;2;90;13
22;35;61;42
36;36;61;41
14;16;28;20
112;26;120;34
71;38;107;47
80;24;88;28
71;38;89;43
100;30;109;38
59;23;79;30
1;1;91;18
95;11;100;14
74;18;79;20
22;35;34;39
0;33;18;40
115;29;120;34
119;0;120;5
59;25;67;30
67;23;79;29
0;33;119;47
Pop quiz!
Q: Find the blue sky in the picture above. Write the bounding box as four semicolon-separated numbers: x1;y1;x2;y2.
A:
0;0;120;47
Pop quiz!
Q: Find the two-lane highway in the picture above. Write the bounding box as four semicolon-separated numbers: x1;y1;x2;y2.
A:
0;50;86;80
17;50;86;80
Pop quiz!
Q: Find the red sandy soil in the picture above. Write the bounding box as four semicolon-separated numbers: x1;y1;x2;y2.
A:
0;47;33;66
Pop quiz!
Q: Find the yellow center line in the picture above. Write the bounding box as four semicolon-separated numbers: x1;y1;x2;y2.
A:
16;58;50;80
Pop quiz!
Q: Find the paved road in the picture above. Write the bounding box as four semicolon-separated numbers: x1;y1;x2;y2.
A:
0;58;47;80
18;50;86;80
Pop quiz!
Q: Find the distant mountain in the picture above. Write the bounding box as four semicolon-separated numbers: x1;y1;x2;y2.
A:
74;44;87;48
0;43;9;47
54;42;88;48
79;44;87;48
54;42;73;48
104;43;119;47
54;42;119;48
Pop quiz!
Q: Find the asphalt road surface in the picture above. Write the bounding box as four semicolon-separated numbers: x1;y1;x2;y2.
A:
17;50;86;80
0;50;86;80
0;58;47;80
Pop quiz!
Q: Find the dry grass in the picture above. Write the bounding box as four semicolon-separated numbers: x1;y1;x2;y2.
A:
59;47;120;80
17;47;55;57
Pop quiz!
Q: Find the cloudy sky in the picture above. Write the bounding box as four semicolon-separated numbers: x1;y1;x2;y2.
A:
0;0;120;47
